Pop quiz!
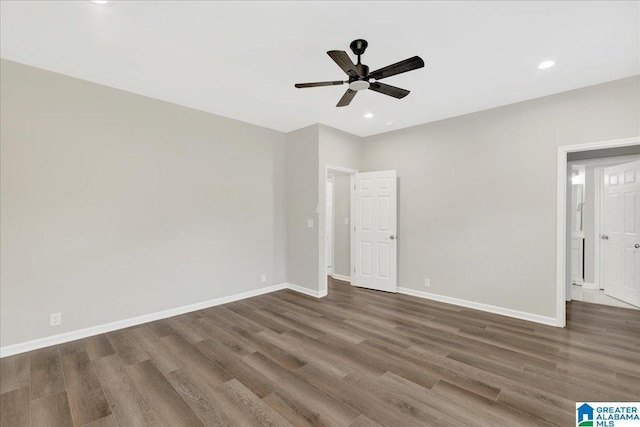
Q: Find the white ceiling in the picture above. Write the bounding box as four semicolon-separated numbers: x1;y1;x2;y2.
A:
1;1;638;137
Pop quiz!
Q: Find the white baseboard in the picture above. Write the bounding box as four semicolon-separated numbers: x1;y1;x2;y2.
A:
330;274;351;283
285;283;328;298
5;282;549;357
0;283;288;358
397;287;558;327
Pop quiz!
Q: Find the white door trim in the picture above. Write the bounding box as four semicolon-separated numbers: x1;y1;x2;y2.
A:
594;166;604;289
321;165;358;294
556;137;639;327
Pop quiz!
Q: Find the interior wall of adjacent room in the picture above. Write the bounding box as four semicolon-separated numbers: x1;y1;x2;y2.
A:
0;59;288;347
360;76;640;319
332;174;352;278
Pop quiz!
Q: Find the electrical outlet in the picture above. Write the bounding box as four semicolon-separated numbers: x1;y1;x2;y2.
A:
307;219;314;228
50;312;62;327
424;278;431;288
261;273;267;283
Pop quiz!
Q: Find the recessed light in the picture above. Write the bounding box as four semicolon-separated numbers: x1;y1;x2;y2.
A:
364;113;374;119
538;60;555;70
91;0;109;4
385;121;393;126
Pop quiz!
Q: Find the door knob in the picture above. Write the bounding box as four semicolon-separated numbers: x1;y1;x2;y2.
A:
389;235;395;240
635;244;640;249
601;234;609;240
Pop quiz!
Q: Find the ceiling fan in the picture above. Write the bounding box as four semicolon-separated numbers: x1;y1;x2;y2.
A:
295;39;425;107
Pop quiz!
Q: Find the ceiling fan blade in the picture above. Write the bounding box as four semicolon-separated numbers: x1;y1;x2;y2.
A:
369;56;425;81
368;82;410;99
327;50;360;77
336;89;357;107
295;81;344;88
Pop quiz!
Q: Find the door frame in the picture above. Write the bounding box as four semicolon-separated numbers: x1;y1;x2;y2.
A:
556;137;639;327
320;165;358;295
326;176;334;275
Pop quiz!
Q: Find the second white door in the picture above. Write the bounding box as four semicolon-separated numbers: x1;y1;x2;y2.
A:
602;160;640;307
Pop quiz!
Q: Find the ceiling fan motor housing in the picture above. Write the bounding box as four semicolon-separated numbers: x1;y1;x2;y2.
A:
350;39;368;56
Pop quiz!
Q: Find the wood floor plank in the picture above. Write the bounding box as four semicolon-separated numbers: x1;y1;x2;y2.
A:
342;372;462;427
93;354;160;427
162;333;232;385
82;414;119;427
193;316;257;357
245;352;359;426
59;350;112;426
296;363;425;427
127;359;204;426
215;379;293;427
430;380;556;427
146;319;176;338
128;326;184;374
195;339;278;398
165;367;235;426
279;311;365;344
229;325;307;371
106;329;150;366
84;335;117;361
256;329;347;378
348;415;383;427
30;391;73;427
0;386;30;427
360;338;501;400
166;317;208;344
0;353;30;394
29;347;65;400
201;307;266;334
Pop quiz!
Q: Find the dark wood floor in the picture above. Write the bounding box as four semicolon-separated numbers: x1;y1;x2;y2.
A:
2;278;639;426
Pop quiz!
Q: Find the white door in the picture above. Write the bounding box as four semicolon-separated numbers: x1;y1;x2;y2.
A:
353;170;397;292
602;160;640;307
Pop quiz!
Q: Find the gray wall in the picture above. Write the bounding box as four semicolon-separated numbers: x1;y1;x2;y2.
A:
0;59;288;347
332;175;351;278
361;76;640;318
285;124;362;293
285;125;319;291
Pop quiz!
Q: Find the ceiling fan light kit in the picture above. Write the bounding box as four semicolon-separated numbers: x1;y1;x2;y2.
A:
295;39;425;107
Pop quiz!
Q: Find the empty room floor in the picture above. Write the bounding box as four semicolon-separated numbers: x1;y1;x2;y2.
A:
571;284;639;310
1;278;639;427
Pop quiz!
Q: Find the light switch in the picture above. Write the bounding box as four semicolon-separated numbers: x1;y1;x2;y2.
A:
307;219;314;228
344;217;349;225
315;205;319;214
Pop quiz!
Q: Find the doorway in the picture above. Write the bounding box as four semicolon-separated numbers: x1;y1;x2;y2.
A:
321;165;358;295
557;137;640;326
567;154;640;310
